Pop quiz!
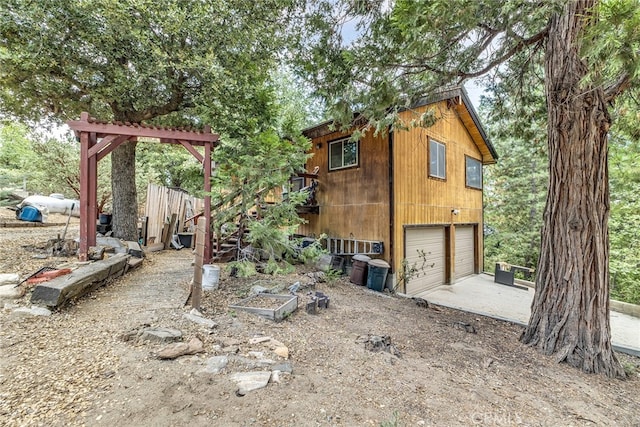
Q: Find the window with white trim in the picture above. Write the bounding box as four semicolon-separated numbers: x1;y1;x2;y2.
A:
329;137;358;171
429;139;446;179
465;156;482;189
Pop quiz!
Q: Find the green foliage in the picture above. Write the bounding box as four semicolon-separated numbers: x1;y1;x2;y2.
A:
299;0;557;129
622;361;638;377
0;0;303;124
380;411;402;427
212;128;311;263
0;122;111;209
482;82;640;304
608;98;640;304
0;0;308;236
226;260;257;278
247;218;297;261
263;259;295;275
581;0;640;88
323;268;342;285
481;84;548;272
298;236;328;265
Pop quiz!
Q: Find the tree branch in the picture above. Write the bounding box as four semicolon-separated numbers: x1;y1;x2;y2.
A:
604;73;631;103
387;25;550;82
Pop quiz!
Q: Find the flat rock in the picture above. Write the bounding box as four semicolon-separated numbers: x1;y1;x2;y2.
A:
0;284;24;300
229;355;275;369
11;306;52;317
203;356;228;374
183;313;217;329
230;371;272;395
140;327;182;343
0;274;20;286
272;361;293;374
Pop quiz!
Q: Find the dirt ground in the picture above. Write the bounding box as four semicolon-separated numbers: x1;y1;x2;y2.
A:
1;208;640;427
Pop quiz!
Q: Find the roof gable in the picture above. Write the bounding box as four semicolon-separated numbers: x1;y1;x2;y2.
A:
303;87;497;164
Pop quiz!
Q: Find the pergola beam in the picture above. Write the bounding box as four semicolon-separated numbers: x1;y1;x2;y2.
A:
67;119;219;144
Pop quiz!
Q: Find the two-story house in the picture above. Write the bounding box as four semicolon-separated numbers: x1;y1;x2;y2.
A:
297;87;498;296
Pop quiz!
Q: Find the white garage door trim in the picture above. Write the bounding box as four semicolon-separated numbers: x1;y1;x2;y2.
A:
405;226;447;296
454;225;475;280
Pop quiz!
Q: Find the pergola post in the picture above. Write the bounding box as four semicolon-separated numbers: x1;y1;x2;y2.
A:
78;129;90;261
204;139;212;263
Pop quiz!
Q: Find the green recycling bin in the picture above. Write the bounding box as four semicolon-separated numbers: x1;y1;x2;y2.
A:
366;259;390;292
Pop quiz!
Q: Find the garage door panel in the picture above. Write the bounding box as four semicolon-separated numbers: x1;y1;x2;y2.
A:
455;226;475;279
405;227;446;296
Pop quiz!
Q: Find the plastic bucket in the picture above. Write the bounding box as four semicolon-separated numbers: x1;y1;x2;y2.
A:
18;206;42;222
202;264;220;291
99;213;112;225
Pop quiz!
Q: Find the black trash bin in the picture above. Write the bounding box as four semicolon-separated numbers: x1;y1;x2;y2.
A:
366;259;390;292
350;254;371;285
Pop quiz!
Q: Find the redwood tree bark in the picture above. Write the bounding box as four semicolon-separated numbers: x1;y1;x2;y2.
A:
110;141;139;241
520;0;625;377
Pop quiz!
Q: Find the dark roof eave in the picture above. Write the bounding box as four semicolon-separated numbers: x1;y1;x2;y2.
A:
458;88;499;162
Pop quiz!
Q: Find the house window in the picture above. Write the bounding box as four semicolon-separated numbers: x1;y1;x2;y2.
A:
329;137;358;171
429;139;446;179
465;156;482;189
290;176;305;192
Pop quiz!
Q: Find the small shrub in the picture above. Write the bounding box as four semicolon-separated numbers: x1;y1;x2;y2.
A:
323;268;342;285
622;362;638;377
380;411;401;427
226;260;257;278
298;236;328;265
263;259;295;275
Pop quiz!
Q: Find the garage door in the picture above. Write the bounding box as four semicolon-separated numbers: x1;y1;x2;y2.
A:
454;225;475;280
405;227;446;296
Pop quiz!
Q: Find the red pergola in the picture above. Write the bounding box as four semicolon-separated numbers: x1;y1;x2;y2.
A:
67;112;219;261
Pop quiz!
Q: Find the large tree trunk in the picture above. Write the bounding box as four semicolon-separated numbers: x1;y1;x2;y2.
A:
111;141;139;241
520;1;624;377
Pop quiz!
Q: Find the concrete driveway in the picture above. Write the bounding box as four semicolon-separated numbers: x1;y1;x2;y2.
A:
418;274;640;357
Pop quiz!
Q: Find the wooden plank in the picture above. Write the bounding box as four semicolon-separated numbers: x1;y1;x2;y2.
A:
191;220;206;310
161;223;170;249
140;216;148;246
31;254;131;308
229;294;298;322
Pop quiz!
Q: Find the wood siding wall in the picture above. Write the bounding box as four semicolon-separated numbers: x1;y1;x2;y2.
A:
298;129;391;261
393;101;485;288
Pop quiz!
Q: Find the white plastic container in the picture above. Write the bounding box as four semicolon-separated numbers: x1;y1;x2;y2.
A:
202;264;220;291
